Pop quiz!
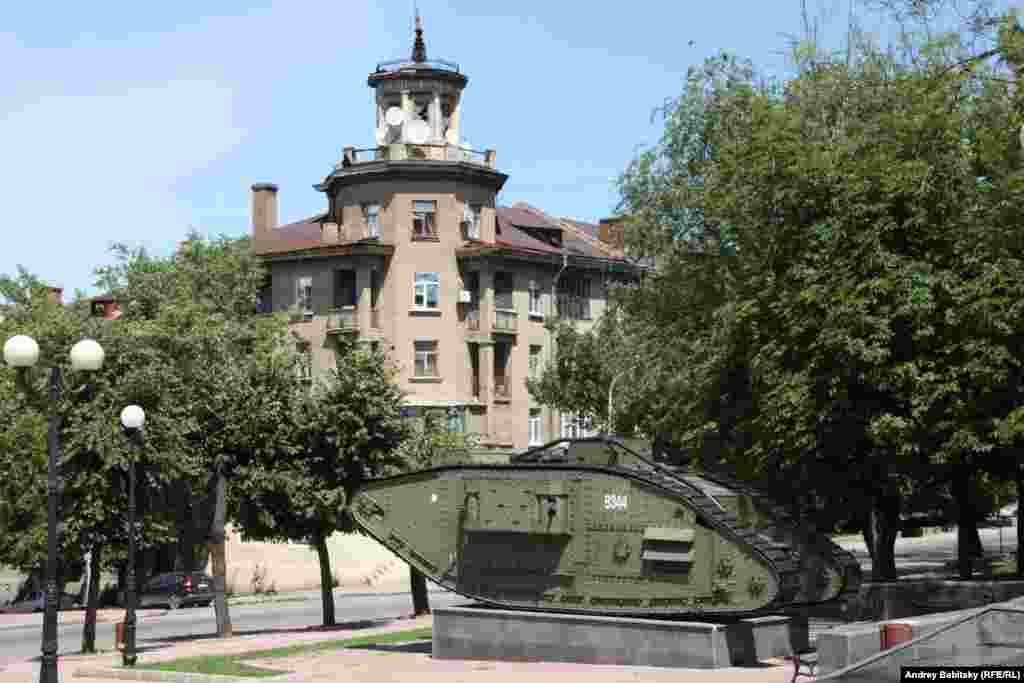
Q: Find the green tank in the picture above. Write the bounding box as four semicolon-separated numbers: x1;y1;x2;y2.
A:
349;437;861;617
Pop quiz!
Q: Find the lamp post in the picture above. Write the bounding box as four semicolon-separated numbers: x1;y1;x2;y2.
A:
3;334;105;683
119;405;145;668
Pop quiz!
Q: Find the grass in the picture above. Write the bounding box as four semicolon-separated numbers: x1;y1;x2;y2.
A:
137;626;433;678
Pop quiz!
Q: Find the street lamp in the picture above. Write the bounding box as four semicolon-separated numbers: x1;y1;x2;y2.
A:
119;405;145;668
3;334;105;683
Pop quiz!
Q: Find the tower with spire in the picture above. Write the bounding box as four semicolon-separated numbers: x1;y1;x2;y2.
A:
248;17;636;454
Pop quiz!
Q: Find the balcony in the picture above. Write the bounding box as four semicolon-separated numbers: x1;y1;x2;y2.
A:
289;306;314;324
326;307;359;334
494;377;511;400
342;144;495;169
370;308;381;330
493;310;518;334
464;308;481;332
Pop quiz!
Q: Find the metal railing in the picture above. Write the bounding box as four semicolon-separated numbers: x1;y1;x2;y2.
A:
326;307;358;332
494;310;518;333
342;144;493;168
465;309;481;331
557;297;591;321
494;377;511;398
289;307;314;323
375;58;460;73
348;147;382;163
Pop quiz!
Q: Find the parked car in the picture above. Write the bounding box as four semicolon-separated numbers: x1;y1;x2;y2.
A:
139;572;215;610
12;591;78;612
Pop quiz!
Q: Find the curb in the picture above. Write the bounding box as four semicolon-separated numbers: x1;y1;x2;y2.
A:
73;667;306;683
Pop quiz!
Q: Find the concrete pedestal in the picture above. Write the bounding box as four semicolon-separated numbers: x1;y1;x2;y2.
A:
726;615;806;665
432;606;732;669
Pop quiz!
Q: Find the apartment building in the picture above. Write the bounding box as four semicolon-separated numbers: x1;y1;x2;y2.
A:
251;21;637;456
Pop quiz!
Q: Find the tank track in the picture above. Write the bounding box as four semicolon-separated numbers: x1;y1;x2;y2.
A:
610;461;805;611
657;459;863;604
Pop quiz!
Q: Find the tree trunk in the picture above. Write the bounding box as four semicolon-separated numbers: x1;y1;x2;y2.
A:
409;566;430;616
81;546;101;653
1017;465;1024;578
863;491;899;581
207;470;232;637
968;516;984;558
314;532;336;627
955;469;974;580
77;551;91;607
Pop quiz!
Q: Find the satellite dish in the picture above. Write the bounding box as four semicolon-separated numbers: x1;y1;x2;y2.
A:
444;129;459;145
406;119;430;145
385;106;406;127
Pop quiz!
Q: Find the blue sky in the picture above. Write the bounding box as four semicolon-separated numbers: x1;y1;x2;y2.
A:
0;0;991;297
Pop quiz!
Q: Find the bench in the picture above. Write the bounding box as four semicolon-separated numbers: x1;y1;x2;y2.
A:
790;648;818;683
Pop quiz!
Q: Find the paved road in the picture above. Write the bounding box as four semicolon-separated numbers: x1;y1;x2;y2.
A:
835;524;1019;576
0;589;465;665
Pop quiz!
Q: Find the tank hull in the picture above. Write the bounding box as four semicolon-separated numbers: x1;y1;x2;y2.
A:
350;461;802;617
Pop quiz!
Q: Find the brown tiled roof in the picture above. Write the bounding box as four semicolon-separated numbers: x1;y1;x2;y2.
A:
500;205;560;230
253;202;630;265
561;218;600;239
254;214;328;255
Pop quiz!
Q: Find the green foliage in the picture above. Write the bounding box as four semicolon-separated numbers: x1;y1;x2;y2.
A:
534;3;1024;550
392;408;479;468
230;339;410;544
0;231;297;579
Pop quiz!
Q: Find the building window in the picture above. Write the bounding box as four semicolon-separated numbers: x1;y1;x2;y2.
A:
557;275;591;321
296;276;313;319
414;340;439;377
447;407;465;434
463;204;481;240
529;345;542;377
412;200;437;240
364;203;380;239
529;409;543;446
561;413;596;439
528;280;542;317
414;272;440;310
494;272;515;311
256;278;272;315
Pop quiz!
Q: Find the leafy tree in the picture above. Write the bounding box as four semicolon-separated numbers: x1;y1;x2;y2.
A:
535;3;1024;581
390;407;479;614
231;339;408;626
89;232;290;635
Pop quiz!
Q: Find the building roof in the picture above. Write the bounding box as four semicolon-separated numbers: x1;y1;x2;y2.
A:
253;203;634;268
496;203;626;262
499;205;560;231
254;214;329;256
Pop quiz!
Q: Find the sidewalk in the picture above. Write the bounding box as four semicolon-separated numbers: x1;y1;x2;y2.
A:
0;615;797;683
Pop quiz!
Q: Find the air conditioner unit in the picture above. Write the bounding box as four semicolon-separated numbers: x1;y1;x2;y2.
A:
458;290;473;303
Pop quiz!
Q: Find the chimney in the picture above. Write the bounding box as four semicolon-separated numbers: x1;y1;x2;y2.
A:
47;287;63;305
251;183;279;244
599;217;626;251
